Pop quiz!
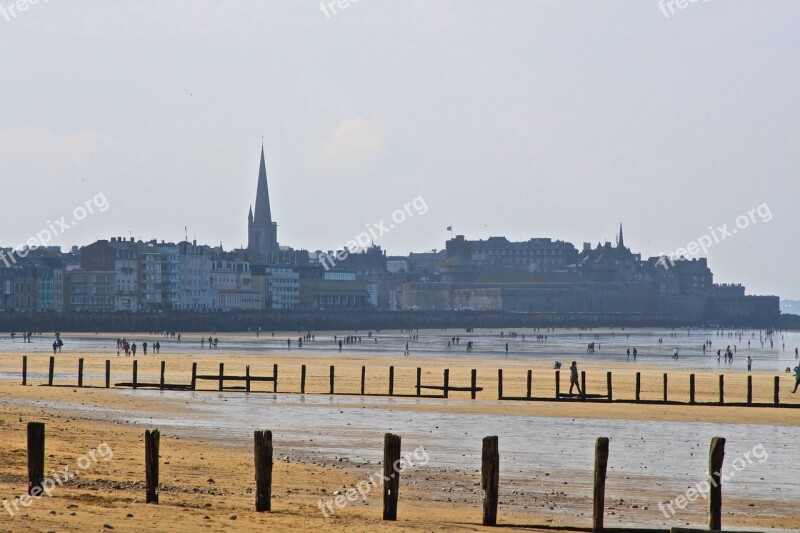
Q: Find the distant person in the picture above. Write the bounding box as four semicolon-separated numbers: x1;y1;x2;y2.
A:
52;341;58;354
569;361;582;397
793;364;800;393
143;341;148;355
404;342;409;356
747;355;752;372
131;343;137;356
626;348;630;360
155;341;160;353
633;347;637;361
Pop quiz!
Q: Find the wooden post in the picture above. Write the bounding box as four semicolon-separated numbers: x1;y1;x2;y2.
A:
606;372;612;402
774;376;780;406
133;360;138;389
78;358;84;387
246;365;251;393
105;359;111;388
273;363;278;393
719;375;724;404
191;362;197;391
22;355;27;386
145;429;160;504
526;370;532;399
581;370;587;398
159;361;165;390
471;369;477;400
48;356;54;386
389;366;395;396
555;370;560;400
593;437;610;533
482;435;500;526
383;433;401;521
301;365;306;394
708;437;725;531
27;422;45;496
416;367;421;396
497;369;503;400
254;430;273;512
662;373;668;402
218;362;224;392
689;374;695;404
329;365;335;395
635;372;641;402
443;369;450;398
747;375;752;405
360;365;366;395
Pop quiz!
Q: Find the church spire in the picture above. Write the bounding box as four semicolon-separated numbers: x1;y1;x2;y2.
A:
253;145;272;224
618;223;624;248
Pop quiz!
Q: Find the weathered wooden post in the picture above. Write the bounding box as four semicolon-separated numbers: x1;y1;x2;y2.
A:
635;372;641;402
708;437;725;530
593;437;610;533
145;429;160;504
191;362;197;391
245;365;251;393
747;375;753;405
482;435;500;526
719;375;724;404
389;366;395;396
471;369;477;399
606;372;612;402
360;365;366;395
78;358;84;387
133;360;138;389
273;363;278;393
774;376;780;406
497;369;503;400
22;355;27;386
689;374;695;404
218;362;224;391
329;365;335;395
159;361;166;390
662;373;668;402
105;359;111;388
301;364;306;394
526;370;532;399
27;422;45;496
254;429;273;512
48;356;55;386
443;369;450;398
383;433;401;521
416;367;421;396
555;370;561;400
581;370;587;399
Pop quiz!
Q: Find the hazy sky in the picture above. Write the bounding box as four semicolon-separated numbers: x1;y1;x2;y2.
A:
1;1;798;298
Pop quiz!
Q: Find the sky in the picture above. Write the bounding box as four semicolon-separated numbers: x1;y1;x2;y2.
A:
1;1;798;299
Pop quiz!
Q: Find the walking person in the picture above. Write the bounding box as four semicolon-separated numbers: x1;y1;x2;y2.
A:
569;361;582;397
747;355;752;372
793;364;800;394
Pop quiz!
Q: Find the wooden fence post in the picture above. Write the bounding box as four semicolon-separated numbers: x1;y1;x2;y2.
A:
774;376;780;406
747;375;752;405
606;372;612;402
389;366;395;396
160;361;166;390
662;373;668;402
329;365;335;395
581;370;587;399
383;433;401;521
555;370;560;400
497;369;503;400
27;422;45;496
593;437;610;533
443;369;449;398
218;363;224;392
416;367;421;397
246;365;251;393
78;358;84;387
526;370;532;399
22;355;27;386
133;360;138;390
708;437;725;530
635;372;641;402
273;364;278;393
301;365;306;394
254;430;273;512
191;362;197;391
145;429;160;504
105;359;111;388
48;356;54;386
360;365;366;395
482;435;500;526
471;369;477;400
689;374;695;404
719;375;724;404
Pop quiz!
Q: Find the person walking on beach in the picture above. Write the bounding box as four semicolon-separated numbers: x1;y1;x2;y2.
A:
404;342;409;356
793;364;800;393
626;348;630;360
569;361;582;397
633;347;637;361
747;355;752;372
143;341;148;355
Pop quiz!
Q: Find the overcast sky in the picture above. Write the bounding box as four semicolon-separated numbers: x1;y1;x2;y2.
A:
1;1;798;299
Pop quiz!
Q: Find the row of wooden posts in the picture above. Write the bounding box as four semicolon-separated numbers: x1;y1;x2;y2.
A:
23;421;732;531
23;355;797;407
